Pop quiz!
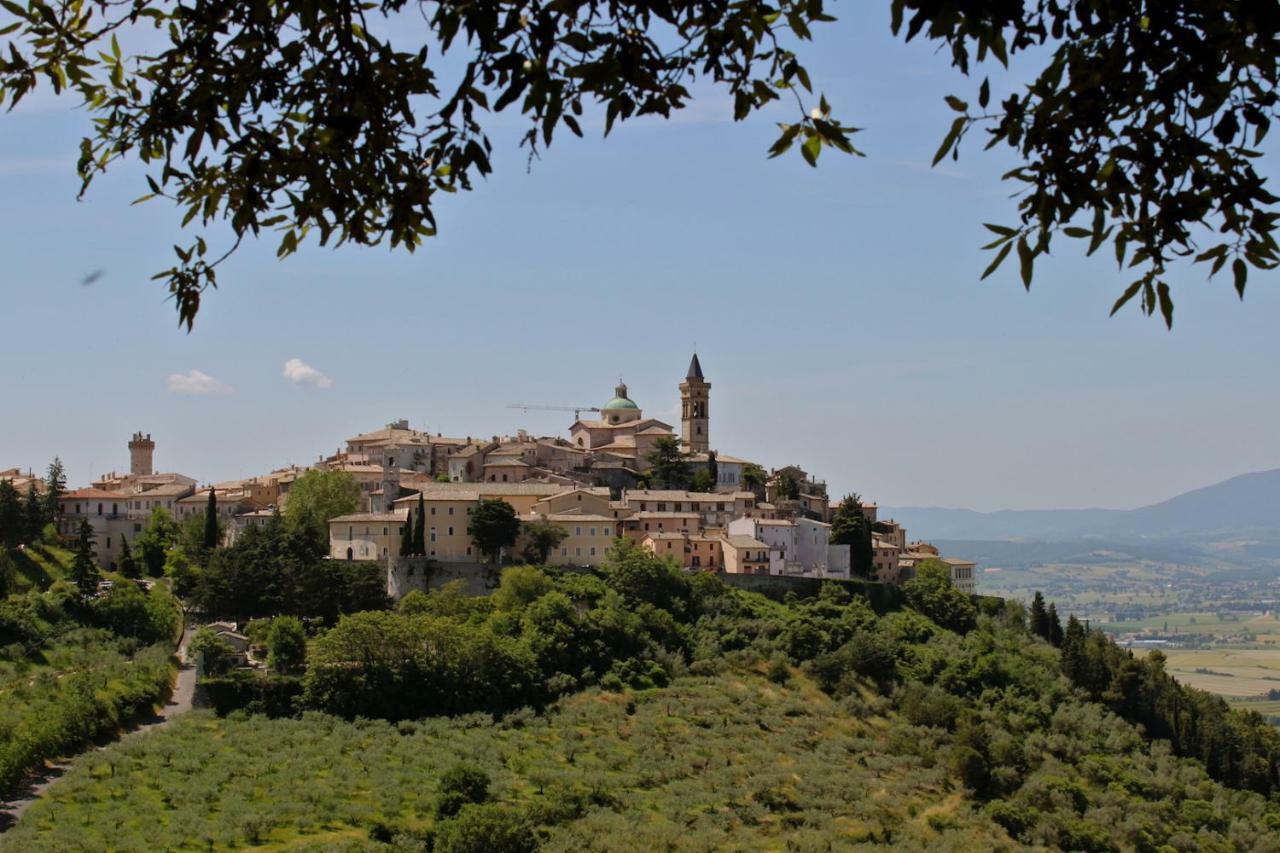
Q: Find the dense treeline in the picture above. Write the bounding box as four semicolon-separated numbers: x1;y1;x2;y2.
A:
0;575;181;797
181;513;388;623
1022;589;1280;796
1059;614;1280;795
0;461;65;553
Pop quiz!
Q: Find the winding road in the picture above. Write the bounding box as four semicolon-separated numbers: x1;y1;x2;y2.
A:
0;626;198;832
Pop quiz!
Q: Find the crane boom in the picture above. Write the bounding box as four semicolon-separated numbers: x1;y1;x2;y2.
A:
507;403;602;421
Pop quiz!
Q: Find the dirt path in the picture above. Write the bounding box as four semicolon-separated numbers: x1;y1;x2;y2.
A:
0;626;198;832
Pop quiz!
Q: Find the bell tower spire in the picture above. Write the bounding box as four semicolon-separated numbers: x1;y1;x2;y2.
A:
680;353;710;453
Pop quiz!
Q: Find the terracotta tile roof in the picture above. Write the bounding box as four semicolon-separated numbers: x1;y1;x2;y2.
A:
722;535;770;550
328;511;408;523
61;488;121;500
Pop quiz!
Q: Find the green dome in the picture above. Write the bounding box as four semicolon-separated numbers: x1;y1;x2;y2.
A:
603;396;639;411
602;381;639;411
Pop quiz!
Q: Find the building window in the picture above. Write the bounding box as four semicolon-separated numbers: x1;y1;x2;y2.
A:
589;527;596;537
575;547;581;557
348;526;353;541
590;547;596;557
383;527;388;535
466;547;472;556
575;527;581;536
430;528;437;543
431;507;436;515
447;526;453;536
97;503;103;515
448;507;454;515
561;548;567;557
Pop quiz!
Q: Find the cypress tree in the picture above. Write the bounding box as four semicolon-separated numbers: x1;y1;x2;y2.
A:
203;489;220;550
1029;592;1049;640
400;509;415;557
23;482;45;544
71;517;100;596
412;493;426;556
0;479;19;549
118;536;140;578
1048;602;1064;647
1060;615;1087;683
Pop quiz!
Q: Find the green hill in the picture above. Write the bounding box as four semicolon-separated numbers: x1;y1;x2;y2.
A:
4;545;73;593
6;545;1280;851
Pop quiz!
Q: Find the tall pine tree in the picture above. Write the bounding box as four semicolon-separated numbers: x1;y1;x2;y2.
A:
1029;592;1049;640
0;479;20;549
202;489;220;551
23;482;45;544
43;457;66;523
71;517;100;596
412;493;426;556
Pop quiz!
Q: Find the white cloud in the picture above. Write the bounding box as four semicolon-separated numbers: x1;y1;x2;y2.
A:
283;358;334;389
166;369;233;395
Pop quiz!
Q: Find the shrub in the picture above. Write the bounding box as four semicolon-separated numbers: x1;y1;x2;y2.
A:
434;764;491;818
433;803;536;853
266;616;307;673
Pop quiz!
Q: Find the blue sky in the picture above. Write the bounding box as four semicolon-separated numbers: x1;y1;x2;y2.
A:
1;6;1277;511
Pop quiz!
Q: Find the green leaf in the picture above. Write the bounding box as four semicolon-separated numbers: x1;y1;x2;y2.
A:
983;223;1016;237
1062;227;1091;238
944;95;968;113
1017;236;1034;288
1232;258;1247;298
932;117;965;167
1156;281;1173;328
980;242;1013;280
801;133;821;167
1109;279;1144;316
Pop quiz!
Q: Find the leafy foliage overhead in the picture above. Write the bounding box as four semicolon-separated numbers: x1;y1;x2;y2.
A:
2;1;1275;327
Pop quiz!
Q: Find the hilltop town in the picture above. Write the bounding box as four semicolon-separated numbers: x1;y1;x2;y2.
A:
2;355;975;597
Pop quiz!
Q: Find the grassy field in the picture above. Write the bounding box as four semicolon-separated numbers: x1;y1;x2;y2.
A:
5;545;73;593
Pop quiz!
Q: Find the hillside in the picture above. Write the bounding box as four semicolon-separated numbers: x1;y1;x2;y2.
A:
6;550;1280;851
883;467;1280;543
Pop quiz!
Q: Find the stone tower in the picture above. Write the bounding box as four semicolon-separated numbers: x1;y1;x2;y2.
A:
128;432;155;476
680;354;710;454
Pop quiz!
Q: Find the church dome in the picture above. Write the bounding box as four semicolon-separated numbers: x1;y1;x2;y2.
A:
602;382;639;411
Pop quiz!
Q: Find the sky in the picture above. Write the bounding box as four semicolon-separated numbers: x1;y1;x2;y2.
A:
1;7;1278;512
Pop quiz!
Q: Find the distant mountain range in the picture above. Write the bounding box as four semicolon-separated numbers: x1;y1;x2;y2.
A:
881;468;1280;544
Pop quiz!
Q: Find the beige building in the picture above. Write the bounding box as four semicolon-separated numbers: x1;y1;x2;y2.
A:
871;538;902;583
642;531;723;570
58;433;199;567
721;535;771;575
532;513;620;567
568;381;675;467
620;489;757;527
329;511;409;561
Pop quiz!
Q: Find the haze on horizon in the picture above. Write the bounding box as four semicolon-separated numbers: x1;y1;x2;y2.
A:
1;6;1277;513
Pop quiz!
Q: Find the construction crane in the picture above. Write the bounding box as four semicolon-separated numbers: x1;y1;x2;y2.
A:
507;403;602;421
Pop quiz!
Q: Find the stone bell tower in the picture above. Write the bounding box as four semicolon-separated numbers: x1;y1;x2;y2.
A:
679;354;710;454
128;432;155;476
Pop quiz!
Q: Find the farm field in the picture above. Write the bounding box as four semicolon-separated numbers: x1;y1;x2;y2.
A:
1142;648;1280;698
1103;611;1280;643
